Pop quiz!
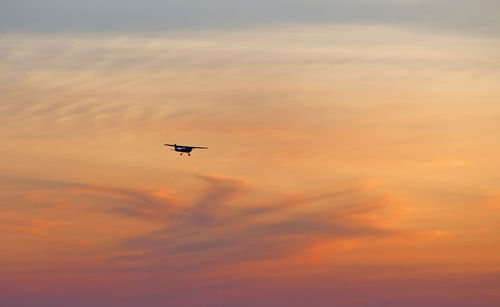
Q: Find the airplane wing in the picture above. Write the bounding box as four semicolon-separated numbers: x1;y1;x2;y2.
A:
164;144;208;149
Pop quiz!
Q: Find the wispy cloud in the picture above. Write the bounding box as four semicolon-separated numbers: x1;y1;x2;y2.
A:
0;174;423;270
2;19;500;306
33;174;419;271
0;211;67;238
1;25;498;156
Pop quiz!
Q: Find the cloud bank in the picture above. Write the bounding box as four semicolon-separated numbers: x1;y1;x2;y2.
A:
1;0;499;36
1;22;500;306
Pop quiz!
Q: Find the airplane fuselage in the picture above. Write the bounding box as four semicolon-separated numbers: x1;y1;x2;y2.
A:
174;146;192;153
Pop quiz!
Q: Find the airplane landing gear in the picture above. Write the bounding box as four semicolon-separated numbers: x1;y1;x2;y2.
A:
188;153;191;156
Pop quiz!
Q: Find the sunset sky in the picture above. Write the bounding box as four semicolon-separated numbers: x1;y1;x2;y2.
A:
1;1;500;306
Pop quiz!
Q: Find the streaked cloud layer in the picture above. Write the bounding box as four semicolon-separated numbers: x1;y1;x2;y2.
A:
1;5;500;307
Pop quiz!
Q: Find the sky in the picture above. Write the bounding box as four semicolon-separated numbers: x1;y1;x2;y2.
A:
1;1;500;306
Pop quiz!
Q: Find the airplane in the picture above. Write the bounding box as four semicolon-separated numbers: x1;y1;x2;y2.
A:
164;143;208;156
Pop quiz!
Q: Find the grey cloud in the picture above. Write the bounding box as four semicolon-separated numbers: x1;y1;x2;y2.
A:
0;0;499;35
0;176;179;222
0;174;431;272
117;175;402;269
1;173;396;267
90;187;179;222
187;174;246;225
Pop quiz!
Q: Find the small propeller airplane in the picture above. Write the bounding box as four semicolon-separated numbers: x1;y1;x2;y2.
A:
164;143;208;156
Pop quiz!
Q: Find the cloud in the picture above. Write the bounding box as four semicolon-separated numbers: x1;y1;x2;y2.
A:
187;174;247;225
0;174;421;269
68;185;179;222
0;0;499;36
9;179;180;223
1;10;500;305
109;174;418;272
0;211;67;238
1;25;497;145
0;174;493;306
484;191;500;211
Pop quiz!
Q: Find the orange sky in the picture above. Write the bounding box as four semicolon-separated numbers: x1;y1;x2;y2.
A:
1;24;500;306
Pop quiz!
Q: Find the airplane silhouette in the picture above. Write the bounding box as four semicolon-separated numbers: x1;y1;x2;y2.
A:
164;143;208;156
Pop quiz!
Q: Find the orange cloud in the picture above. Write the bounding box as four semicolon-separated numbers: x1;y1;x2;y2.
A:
485;192;500;211
1;24;500;305
0;174;426;276
0;210;67;238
